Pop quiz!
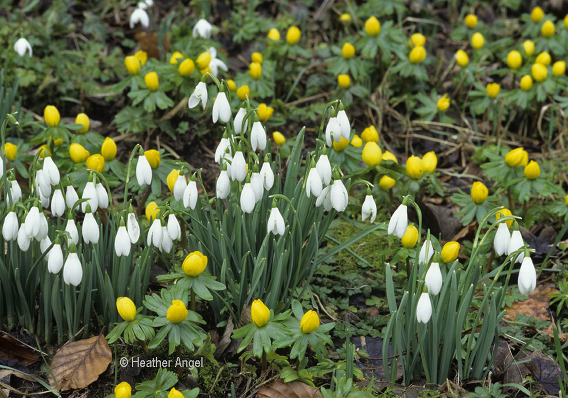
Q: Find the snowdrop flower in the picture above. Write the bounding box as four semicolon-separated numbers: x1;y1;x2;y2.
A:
419;240;434;265
215;137;231;163
36;169;51;199
507;230;525;263
63;251;82;286
43;157;60;185
173;175;187;202
212;91;231;124
82;213;99;244
494;223;510;256
260;162;274;190
234;108;248;134
136;155;152;186
127;212;140;244
337;108;350;141
325;116;341;145
40;236;51;256
48;243;64;274
221;150;232;177
518;256;537;295
188;82;208;110
39;190;50;209
267;205;285;235
316;154;332;185
66;185;79;211
167;214;181;241
9;180;22;203
17;225;30;251
208;47;228;77
315;186;333;211
425;262;443;295
81;181;98;213
216;169;231;199
147;219;163;248
96;183;109;209
250;171;264;202
51;189;65;217
416;292;432;324
129;7;149;29
361;194;377;223
387;204;408;238
2;211;19;241
183;180;198;209
160;226;173;253
193;19;213;39
240;182;256;213
137;0;153;9
250;120;266;152
65;220;79;246
115;225;131;256
14;38;32;57
24;206;40;239
330;179;348;212
36;212;48;241
306;167;323;198
231;151;247;182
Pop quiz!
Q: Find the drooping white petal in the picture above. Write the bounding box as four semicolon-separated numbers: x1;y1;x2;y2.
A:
387;204;408;238
115;226;131;256
425;262;443;295
337;110;351;141
81;182;99;213
127;213;140;244
518;257;537;295
330;180;348;212
66;186;79;211
234;108;248;134
183;181;198;209
419;240;434;265
96;183;109;209
136;155;152;186
192;19;213;39
316;155;332;185
188;82;208;110
48;244;64;274
250;121;266;152
167;214;181;241
51;189;66;217
250;172;263;202
260;162;274;190
361;195;377;223
240;183;256;213
416;292;432;324
14;38;32;57
65;220;79;246
231;151;247;182
212;92;231;124
82;213;100;244
173;176;187;202
494;223;510;256
215;138;231;163
63;252;82;286
267;207;286;235
129;8;149;29
507;230;525;263
216;170;231;199
306;168;323;198
2;212;19;241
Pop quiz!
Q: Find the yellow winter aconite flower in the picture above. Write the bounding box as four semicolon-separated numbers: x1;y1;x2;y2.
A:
382;151;397;163
167;300;188;324
333;137;350;152
257;103;274;121
167;169;180;192
342;42;355;59
531;7;544;23
361;125;379;142
37;145;51;158
437;94;450;112
144;72;159;91
410;33;426;47
251;299;270;327
471;181;488;204
339;13;352;26
145;201;159;222
379;175;396;190
351;134;362;147
542;20;555;37
101;137;117;161
249;62;262;80
406;155;424;179
178;59;195;76
226;79;236;92
565;194;568;206
286;26;301;45
114;382;132;398
273;131;286;145
145;149;160;168
486;83;500;98
168;388;183;398
86;154;105;173
401;225;418;248
441;241;460;263
505;147;526;167
496;208;514;229
251;52;263;64
365;16;381;36
169;51;183;64
531;63;547;82
536;52;551;66
237;85;250;101
182;251;208;276
70;143;90;163
116;297;137;322
196;52;212;70
134;50;147;66
553;61;566;77
565;14;568;29
44;105;60;127
455;50;469;67
200;66;211;76
5;143;17;161
520;75;533;91
523;40;535;56
362;142;382;166
507;50;522;69
338;74;351;88
267;28;280;43
422;151;437;173
524;160;540;179
471;32;484;49
464;14;478;29
124;56;140;75
409;46;426;63
300;310;320;333
76;113;89;133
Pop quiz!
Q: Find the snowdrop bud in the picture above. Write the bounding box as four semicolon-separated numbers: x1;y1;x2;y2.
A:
2;212;19;241
188;82;208;110
231;151;247;182
36;212;48;241
419;240;434;265
494;223;511;256
147;219;163;248
250;172;263;202
127;212;140;244
507;230;525;263
96;183;109;209
51;189;66;217
36;169;51;199
361;194;377;223
337;108;351;141
183;180;198;209
325;117;341;146
136;155;152;186
24;206;40;239
234;108;248;134
167;214;181;241
250;121;266;152
316;155;332;185
115;225;131;256
9;180;22;203
215;137;231;163
63;252;82;286
193;19;213;39
260;162;274;190
43;157;60;185
306;167;323;198
518;256;536;295
129;7;149;29
66;185;79;211
48;243;64;274
425;262;443;295
173;175;187;202
267;205;285;235
216;170;230;199
387;204;408;238
18;225;31;251
81;181;98;213
65;220;79;246
330;179;348;212
82;213;100;244
416;292;432;324
212;91;231;124
160;226;173;253
240;182;256;213
14;38;32;57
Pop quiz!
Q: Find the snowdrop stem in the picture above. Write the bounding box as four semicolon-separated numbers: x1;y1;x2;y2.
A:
123;144;143;210
351;179;374;190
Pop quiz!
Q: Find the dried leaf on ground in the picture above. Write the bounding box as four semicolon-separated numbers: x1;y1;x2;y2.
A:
257;380;322;398
49;334;112;391
0;334;39;367
504;284;558;325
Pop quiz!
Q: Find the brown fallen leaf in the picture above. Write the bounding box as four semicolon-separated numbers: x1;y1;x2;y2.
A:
134;32;170;59
49;334;112;391
0;333;40;367
257;380;322;398
504;284;559;322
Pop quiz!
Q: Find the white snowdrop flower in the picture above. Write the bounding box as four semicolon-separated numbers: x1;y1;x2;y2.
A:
222;150;232;177
136;155;152;187
316;155;332;185
36;169;51;199
114;226;131;256
96;183;109;209
160;226;173;253
330;179;348;212
325;116;341;145
137;0;153;9
167;214;181;241
9;180;22;203
39;190;50;209
306;167;323;198
82;213;99;244
43;156;60;185
48;243;64;274
416;292;432;324
240;183;256;213
193;19;213;39
250;121;266;152
14;38;32;57
17;225;31;251
65;220;79;246
129;7;149;29
24;206;40;239
215;137;231;163
518;257;537;295
315;186;333;212
66;185;79;211
51;189;65;217
127;212;140;244
425;262;443;295
387;204;408;238
147;219;163;248
216;170;231;199
212;91;231;124
208;48;228;77
494;223;510;256
2;211;19;241
231;151;247;182
419;240;434;265
173;175;187;202
183;180;198;209
507;230;525;263
337;109;351;141
188;82;208;110
40;236;52;256
63;252;82;286
250;172;263;203
267;206;285;235
81;181;98;213
260;162;274;190
234;108;248;134
36;212;48;241
361;194;377;223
